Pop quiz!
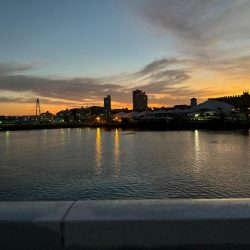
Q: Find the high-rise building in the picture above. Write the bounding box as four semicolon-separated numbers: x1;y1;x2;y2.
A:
190;98;197;107
104;95;111;113
133;89;148;111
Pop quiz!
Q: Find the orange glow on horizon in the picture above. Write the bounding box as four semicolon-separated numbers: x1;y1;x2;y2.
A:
0;88;248;116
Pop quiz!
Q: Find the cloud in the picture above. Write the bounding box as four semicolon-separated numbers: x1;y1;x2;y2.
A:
129;58;192;93
0;57;229;111
0;59;194;106
0;96;81;107
132;0;250;76
138;0;250;48
0;62;35;75
135;71;190;93
0;74;124;102
137;58;186;75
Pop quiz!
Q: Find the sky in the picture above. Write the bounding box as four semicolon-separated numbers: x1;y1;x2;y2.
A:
0;0;250;115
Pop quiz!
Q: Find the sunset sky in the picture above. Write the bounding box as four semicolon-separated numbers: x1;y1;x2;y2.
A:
0;0;250;115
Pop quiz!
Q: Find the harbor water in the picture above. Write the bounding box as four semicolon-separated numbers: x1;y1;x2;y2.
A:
0;128;249;201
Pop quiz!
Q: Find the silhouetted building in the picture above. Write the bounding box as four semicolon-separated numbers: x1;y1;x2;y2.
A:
211;92;250;113
174;105;190;110
190;98;197;107
104;95;111;113
56;109;74;122
88;106;105;115
40;111;54;122
133;89;148;111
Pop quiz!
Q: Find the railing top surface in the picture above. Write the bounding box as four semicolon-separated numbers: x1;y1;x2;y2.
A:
1;199;250;222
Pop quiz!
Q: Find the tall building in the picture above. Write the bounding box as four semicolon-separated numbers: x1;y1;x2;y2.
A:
133;89;148;111
190;98;197;107
104;95;111;113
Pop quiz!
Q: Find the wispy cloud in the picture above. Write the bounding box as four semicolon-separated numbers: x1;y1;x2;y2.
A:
0;62;35;75
132;0;250;76
0;59;195;107
0;55;237;111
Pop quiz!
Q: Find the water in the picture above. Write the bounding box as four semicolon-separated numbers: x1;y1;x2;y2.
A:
0;128;249;201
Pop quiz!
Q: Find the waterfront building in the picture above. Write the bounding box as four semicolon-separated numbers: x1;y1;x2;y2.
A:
128;99;244;123
40;111;54;122
104;95;111;113
190;98;198;107
56;109;74;122
133;89;148;111
195;100;235;113
192;100;246;121
139;110;174;122
88;106;105;116
173;105;190;110
211;92;250;113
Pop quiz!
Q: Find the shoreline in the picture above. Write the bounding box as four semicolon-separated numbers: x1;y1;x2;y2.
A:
0;120;249;132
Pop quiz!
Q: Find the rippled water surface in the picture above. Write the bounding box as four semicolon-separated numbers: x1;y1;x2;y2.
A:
0;128;250;200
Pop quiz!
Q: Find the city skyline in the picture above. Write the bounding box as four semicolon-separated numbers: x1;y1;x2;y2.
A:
1;0;250;115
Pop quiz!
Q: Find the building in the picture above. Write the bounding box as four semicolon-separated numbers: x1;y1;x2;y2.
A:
195;100;235;113
192;100;246;121
133;89;148;111
40;111;54;122
190;98;197;107
104;95;111;113
174;105;190;110
211;92;250;111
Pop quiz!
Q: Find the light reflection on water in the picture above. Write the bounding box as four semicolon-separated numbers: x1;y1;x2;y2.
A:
194;130;200;174
43;129;48;144
60;128;65;143
114;129;120;176
5;131;10;146
95;128;102;175
0;128;249;201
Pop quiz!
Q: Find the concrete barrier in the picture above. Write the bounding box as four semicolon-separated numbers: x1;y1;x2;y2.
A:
0;201;73;250
1;199;250;249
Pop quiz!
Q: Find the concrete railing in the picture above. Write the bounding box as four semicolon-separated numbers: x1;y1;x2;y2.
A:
1;199;250;249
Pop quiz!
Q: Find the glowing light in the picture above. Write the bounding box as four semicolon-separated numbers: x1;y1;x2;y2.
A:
195;114;199;117
113;116;122;122
96;117;101;122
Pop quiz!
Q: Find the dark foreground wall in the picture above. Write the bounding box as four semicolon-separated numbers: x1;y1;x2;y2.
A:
1;199;250;250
